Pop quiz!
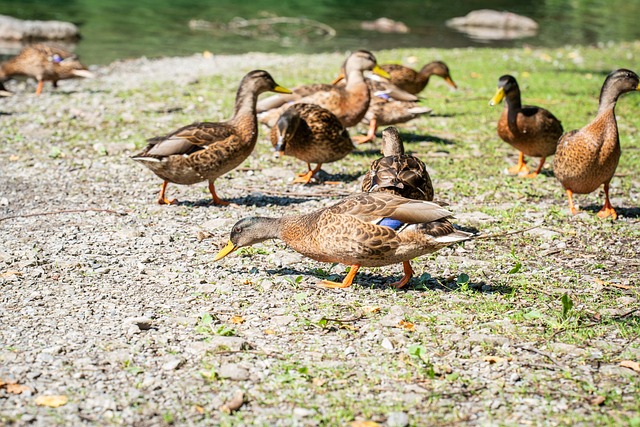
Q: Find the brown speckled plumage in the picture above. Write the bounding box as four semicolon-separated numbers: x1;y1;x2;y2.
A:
214;192;472;288
554;68;640;219
363;79;432;126
490;74;564;177
381;61;457;95
132;70;290;205
257;50;387;128
0;44;92;95
270;103;354;183
362;127;434;201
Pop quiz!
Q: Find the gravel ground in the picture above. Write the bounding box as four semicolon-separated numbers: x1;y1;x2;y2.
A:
1;51;639;426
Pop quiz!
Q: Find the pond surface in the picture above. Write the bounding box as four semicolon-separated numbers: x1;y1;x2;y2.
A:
2;0;640;65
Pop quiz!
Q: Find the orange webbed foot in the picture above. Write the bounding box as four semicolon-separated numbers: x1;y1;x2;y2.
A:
352;134;376;144
388;261;414;289
317;265;360;289
597;206;617;220
157;197;178;205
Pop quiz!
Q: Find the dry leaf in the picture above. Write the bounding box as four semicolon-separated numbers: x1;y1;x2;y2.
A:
312;377;326;387
264;329;275;335
35;395;68;408
362;306;380;314
229;316;245;324
0;270;21;278
351;422;381;427
6;383;30;394
398;320;415;331
220;390;244;414
483;356;513;364
588;395;606;406
203;50;213;59
194;405;205;414
339;324;358;331
9;155;19;161
620;360;640;372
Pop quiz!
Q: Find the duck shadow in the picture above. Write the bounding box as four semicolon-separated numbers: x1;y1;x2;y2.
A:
176;194;311;207
315;169;364;183
582;204;640;219
267;266;512;294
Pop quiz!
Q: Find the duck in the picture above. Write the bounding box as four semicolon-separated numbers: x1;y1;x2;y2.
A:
330;68;432;143
257;50;390;130
214;192;472;289
361;126;434;201
270;103;354;184
553;69;640;219
381;60;457;95
489;74;564;178
132;70;291;205
0;44;94;95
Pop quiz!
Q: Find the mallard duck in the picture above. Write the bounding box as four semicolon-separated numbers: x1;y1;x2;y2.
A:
257;50;390;129
361;126;434;201
381;61;457;95
271;103;354;184
132;70;291;205
330;70;431;143
554;69;640;219
0;44;93;95
489;75;564;178
214;192;472;288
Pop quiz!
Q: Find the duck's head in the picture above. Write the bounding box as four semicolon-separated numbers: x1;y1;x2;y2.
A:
423;61;457;89
214;217;279;261
489;74;519;106
242;70;292;95
600;68;640;101
272;107;302;157
380;126;405;156
333;50;390;84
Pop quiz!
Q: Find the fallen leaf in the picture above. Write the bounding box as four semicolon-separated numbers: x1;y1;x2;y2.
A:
594;278;605;285
588;395;606;406
339;324;358;331
362;306;380;314
229;316;245;324
0;270;21;278
220;390;244;414
9;155;19;161
351;422;381;427
194;405;205;414
312;377;326;387
6;383;30;394
398;320;415;331
203;50;213;59
264;329;275;335
35;395;68;408
620;360;640;372
483;356;513;364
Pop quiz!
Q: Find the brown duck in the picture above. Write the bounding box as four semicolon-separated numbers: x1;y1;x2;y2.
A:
381;60;457;95
257;50;390;129
214;192;472;289
554;69;640;219
132;70;290;205
0;44;93;95
271;103;354;184
362;126;434;201
490;74;564;178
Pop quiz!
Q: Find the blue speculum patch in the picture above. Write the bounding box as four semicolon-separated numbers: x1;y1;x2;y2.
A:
378;218;404;230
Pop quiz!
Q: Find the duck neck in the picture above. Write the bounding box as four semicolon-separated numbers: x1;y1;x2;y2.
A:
229;84;260;141
597;83;621;115
344;68;367;90
232;84;260;119
504;90;522;111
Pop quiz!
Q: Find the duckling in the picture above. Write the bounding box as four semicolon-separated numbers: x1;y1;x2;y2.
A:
362;126;434;201
271;103;354;184
132;70;290;205
490;75;564;178
381;60;457;94
257;50;390;129
0;44;93;95
554;69;640;219
214;192;472;289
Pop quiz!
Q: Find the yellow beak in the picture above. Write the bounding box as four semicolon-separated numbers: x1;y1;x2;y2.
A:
444;76;458;89
213;240;238;261
274;85;292;94
489;87;505;106
372;65;391;79
331;73;345;85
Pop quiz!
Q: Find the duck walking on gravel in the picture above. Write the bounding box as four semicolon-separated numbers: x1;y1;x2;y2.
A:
214;192;472;289
270;103;354;184
0;44;94;95
361;126;434;201
490;74;564;178
553;69;640;219
132;70;291;205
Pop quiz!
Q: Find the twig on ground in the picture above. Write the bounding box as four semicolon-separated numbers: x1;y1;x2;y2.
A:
515;344;562;367
473;223;542;240
231;185;352;198
0;208;128;223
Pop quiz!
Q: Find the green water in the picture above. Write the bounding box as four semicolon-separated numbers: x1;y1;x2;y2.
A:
2;0;640;65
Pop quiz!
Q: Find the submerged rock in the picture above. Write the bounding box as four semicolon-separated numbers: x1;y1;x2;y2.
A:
0;15;80;41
